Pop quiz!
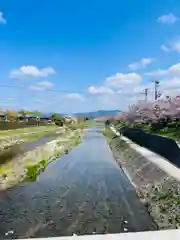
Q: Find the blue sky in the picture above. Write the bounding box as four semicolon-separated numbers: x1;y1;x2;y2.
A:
1;0;180;113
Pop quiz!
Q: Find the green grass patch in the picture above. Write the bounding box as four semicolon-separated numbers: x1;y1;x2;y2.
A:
0;125;58;138
26;159;49;181
22;132;47;142
67;121;95;130
103;127;116;139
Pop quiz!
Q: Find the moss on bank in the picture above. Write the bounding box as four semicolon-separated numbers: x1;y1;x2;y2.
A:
103;127;180;230
26;159;49;181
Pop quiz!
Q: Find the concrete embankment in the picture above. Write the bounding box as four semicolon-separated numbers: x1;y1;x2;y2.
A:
0;129;84;190
105;127;180;230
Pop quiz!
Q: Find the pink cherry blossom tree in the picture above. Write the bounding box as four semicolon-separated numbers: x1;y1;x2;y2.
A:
125;95;180;124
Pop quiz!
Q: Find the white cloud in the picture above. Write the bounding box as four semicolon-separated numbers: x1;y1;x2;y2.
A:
10;65;56;79
0;12;6;24
65;93;85;101
169;63;180;75
161;36;180;53
88;86;114;94
146;62;180;77
157;77;180;98
145;62;180;98
145;69;168;77
29;81;54;91
105;72;142;88
87;71;143;110
36;81;54;88
88;71;142;106
161;77;180;89
157;13;178;24
128;58;153;70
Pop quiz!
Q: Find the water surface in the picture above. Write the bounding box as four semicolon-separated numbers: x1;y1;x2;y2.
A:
0;128;155;238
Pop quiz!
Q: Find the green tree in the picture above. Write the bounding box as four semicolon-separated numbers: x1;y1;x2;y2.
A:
18;109;26;120
6;109;18;122
51;113;64;126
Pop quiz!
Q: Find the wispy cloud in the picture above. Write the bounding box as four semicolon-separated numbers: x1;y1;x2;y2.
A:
0;12;6;24
29;81;54;91
64;93;85;101
128;58;153;70
88;86;114;94
105;72;142;88
161;36;180;53
145;69;168;77
146;62;180;77
157;13;178;24
10;65;56;79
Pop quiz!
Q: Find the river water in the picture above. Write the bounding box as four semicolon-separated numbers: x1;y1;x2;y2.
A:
0;128;156;239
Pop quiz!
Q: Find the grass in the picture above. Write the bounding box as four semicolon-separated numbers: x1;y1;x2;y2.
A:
0;125;58;138
22;132;47;142
26;159;49;181
0;127;85;190
103;127;116;139
74;135;82;145
159;130;180;142
67;121;95;130
131;123;180;142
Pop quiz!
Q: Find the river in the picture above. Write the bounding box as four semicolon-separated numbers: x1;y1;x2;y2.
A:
0;128;156;239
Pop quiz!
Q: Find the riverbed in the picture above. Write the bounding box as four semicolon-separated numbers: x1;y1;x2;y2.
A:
0;128;156;239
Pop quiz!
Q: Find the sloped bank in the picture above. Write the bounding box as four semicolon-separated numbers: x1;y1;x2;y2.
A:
0;129;84;190
0;126;60;152
104;128;180;230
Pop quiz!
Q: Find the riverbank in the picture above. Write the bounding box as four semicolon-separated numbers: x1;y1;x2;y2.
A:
0;127;84;190
103;127;180;230
0;125;60;152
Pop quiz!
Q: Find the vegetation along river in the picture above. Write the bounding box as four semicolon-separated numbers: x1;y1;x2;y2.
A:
0;127;155;239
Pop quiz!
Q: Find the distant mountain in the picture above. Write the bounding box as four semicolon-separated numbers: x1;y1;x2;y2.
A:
45;110;121;118
73;110;121;118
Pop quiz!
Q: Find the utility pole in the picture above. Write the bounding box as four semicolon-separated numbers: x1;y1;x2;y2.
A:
144;88;149;101
152;80;160;100
140;88;149;101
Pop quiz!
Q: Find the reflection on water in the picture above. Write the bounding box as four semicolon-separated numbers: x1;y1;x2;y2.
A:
0;128;156;239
